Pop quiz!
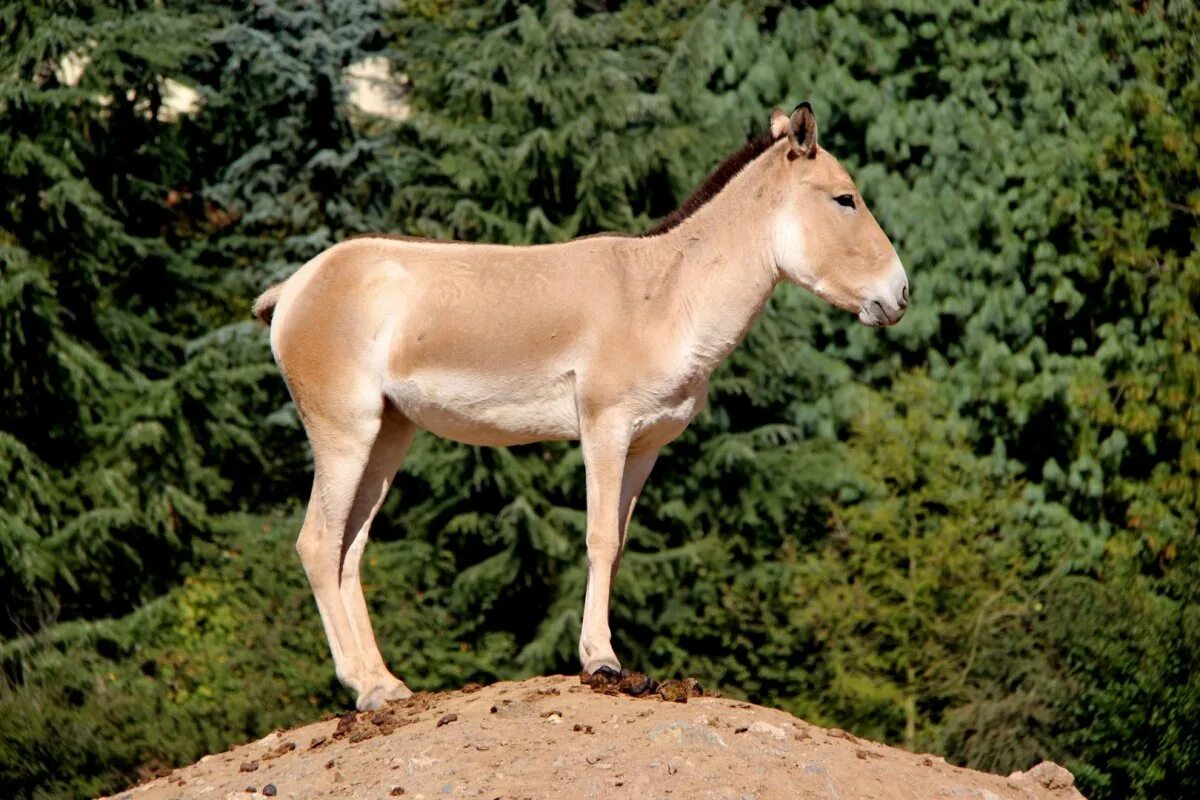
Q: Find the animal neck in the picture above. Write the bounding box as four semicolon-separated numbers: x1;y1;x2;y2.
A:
648;142;785;377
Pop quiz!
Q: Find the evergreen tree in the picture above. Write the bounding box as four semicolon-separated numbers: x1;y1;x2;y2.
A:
0;0;261;637
1;2;1197;799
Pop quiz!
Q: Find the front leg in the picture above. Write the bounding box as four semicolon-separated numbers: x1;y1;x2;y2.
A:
578;415;651;674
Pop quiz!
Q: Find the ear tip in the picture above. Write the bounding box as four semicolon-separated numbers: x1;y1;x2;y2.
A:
793;101;813;114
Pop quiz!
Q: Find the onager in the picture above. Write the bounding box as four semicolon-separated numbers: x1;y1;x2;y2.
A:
255;105;908;710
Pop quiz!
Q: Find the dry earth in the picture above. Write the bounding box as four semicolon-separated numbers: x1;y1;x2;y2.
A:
102;674;1086;800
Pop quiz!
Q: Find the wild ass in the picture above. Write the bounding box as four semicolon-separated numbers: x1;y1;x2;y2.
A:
255;104;908;711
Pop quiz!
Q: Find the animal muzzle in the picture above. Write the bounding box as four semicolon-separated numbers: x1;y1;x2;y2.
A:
857;264;909;327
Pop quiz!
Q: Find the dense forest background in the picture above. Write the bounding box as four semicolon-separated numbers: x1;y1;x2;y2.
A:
1;1;1197;798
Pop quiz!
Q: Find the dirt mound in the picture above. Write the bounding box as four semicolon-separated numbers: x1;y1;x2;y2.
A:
102;674;1086;800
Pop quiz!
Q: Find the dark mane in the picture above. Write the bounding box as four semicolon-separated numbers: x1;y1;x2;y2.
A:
347;130;780;245
640;129;778;237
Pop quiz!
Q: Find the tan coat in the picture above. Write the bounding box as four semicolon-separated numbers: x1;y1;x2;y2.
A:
255;105;908;710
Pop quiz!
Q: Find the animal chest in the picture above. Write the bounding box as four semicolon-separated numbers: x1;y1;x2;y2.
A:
629;373;709;450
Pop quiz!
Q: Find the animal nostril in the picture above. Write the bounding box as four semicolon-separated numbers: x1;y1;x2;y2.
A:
899;285;909;309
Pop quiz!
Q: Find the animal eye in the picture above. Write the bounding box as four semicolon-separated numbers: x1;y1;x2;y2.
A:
835;194;855;209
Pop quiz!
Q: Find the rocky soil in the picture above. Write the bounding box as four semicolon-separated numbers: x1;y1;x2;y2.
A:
102;674;1086;800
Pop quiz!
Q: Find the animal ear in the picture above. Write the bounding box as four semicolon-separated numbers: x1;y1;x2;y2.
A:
787;102;818;159
769;107;789;139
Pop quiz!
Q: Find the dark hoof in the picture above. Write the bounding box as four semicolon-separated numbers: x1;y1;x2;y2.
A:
579;665;621;693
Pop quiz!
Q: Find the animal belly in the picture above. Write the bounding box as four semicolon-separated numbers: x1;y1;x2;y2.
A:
386;370;580;447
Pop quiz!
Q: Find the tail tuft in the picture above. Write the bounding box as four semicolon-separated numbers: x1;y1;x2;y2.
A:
252;283;285;326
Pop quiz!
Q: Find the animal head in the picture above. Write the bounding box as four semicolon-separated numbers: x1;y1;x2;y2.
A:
767;104;908;327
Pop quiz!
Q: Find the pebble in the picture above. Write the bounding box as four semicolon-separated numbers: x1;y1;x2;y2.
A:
262;785;277;797
747;721;787;741
1010;761;1077;790
648;721;728;748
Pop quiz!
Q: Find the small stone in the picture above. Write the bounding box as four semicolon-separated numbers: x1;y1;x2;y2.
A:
437;713;458;727
573;723;594;734
648;721;727;748
391;788;406;797
826;728;859;742
656;681;689;703
580;668;621;695
263;741;296;760
747;721;787;741
617;670;656;696
1013;761;1077;790
263;785;277;797
244;788;256;794
332;710;357;740
308;736;327;749
239;761;260;773
461;683;483;693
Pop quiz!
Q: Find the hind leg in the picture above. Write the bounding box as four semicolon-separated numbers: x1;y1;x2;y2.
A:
340;410;417;710
296;400;413;709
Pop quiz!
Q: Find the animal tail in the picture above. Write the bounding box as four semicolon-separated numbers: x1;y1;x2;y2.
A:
252;282;286;326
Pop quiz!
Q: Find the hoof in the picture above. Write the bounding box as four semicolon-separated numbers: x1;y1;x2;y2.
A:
582;658;621;677
592;664;621;680
356;681;412;711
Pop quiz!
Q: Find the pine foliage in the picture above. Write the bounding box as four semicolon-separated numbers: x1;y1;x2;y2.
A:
1;2;1197;799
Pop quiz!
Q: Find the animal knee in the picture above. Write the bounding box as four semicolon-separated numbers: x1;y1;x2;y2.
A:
295;525;320;564
585;532;619;564
296;524;337;590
